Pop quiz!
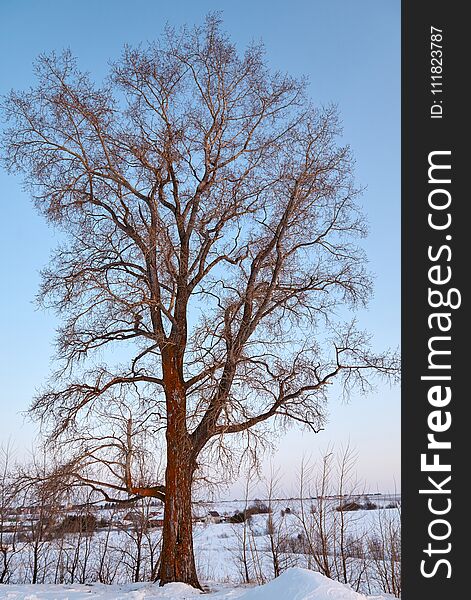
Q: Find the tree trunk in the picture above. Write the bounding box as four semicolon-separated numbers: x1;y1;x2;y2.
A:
158;343;201;589
157;443;200;589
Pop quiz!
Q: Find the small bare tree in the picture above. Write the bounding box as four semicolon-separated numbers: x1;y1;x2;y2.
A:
118;497;161;582
20;455;64;584
368;503;401;597
263;468;299;578
296;447;366;583
0;444;21;584
265;470;282;578
1;14;398;588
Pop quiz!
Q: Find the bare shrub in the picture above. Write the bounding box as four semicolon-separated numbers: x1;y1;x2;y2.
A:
0;444;22;584
367;504;401;597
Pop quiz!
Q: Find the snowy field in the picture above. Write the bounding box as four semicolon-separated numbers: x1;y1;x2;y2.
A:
1;496;400;598
0;568;395;599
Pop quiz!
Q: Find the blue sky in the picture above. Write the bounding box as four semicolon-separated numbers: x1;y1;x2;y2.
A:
0;0;400;494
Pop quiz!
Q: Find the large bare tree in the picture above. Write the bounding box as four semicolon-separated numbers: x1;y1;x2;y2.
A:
1;16;398;589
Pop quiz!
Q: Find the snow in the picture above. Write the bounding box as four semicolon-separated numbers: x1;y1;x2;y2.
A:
1;496;400;597
0;581;200;600
231;569;390;599
0;568;394;600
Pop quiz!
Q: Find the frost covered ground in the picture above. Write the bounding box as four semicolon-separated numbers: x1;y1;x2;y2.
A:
0;568;394;599
1;496;400;598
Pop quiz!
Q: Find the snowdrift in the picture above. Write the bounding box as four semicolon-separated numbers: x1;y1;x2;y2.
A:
234;568;389;600
0;568;393;599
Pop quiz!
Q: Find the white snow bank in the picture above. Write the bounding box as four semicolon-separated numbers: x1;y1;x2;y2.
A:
232;568;390;600
0;581;201;600
0;568;393;600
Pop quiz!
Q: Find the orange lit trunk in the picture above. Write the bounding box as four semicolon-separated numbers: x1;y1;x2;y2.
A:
158;347;201;589
158;439;199;588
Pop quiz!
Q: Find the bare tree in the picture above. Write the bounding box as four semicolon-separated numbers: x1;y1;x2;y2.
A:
0;444;21;584
368;503;401;597
1;14;398;588
19;455;65;584
263;467;299;578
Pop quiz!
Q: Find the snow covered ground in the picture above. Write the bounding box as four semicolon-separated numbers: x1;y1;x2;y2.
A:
1;497;400;597
0;568;394;600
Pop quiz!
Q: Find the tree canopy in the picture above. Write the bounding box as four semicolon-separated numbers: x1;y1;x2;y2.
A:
1;15;398;587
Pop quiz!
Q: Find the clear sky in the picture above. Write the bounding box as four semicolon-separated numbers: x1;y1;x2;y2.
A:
0;0;400;496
